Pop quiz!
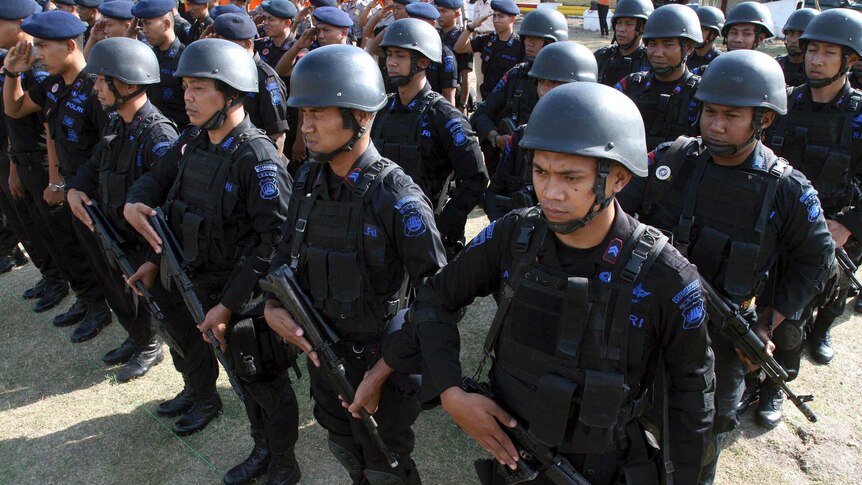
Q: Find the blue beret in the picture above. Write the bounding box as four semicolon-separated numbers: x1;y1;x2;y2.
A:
214;12;257;40
490;0;519;16
130;0;175;19
406;2;439;20
261;0;297;19
98;0;133;19
53;0;76;5
311;0;337;7
434;0;463;9
75;0;102;7
210;4;245;19
21;10;87;39
312;6;352;27
0;0;40;20
393;0;418;5
186;0;209;4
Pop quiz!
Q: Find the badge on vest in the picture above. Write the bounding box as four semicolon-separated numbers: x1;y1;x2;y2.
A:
799;187;822;223
395;195;428;238
259;178;280;200
655;165;671;181
603;237;623;264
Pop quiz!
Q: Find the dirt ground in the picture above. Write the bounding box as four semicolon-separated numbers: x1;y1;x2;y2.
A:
1;20;860;485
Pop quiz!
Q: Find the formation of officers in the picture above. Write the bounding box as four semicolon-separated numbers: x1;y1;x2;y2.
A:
0;0;859;483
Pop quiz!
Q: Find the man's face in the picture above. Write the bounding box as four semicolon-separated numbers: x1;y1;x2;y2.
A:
726;24;759;51
646;38;683;71
386;46;422;78
300;106;357;154
492;12;514;33
316;23;347;46
33;38;70;75
140;15;170;47
188;3;209;20
614;17;639;46
699;102;756;148
436;6;457;28
94;74;119;108
103;18;131;38
784;30;802;56
77;6;97;22
182;77;224;127
263;12;290;37
536;78;565;98
523;35;545;59
805;40;846;81
393;3;408;20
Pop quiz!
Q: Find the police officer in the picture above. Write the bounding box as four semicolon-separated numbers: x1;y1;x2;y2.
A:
761;10;862;423
256;0;298;71
372;18;487;255
435;0;473;111
616;50;834;485
124;40;298;449
453;0;524;100
74;0;102;44
265;44;447;484
483;41;598;221
775;8;819;88
404;2;459;106
593;0;652;86
82;0;134;59
687;5;723;72
65;37;174;381
186;0;213;42
722;1;774;53
53;0;79;15
1;0;70;304
4;10;117;342
132;0;190;129
213;13;291;156
404;82;714;485
616;4;702;151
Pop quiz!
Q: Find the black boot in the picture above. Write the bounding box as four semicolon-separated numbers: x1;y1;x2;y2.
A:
33;280;69;313
266;451;301;485
224;429;271;485
116;339;164;383
157;385;196;417
53;299;87;327
736;372;761;414
23;277;47;300
70;301;112;343
854;296;862;314
173;393;223;436
12;247;28;266
102;338;138;365
809;331;835;365
755;379;784;430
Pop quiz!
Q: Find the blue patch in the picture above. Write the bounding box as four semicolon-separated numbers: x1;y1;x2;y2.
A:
63;115;75;127
163;87;174;99
222;136;236;150
394;195;423;213
752;155;765;170
854;113;862;130
603;238;623;264
632;283;651;302
629;314;645;328
33;70;49;83
403;213;427;237
225;181;234;192
70;90;87;104
446;118;469;147
598;271;611;283
799;187;822;223
672;279;706;330
255;163;278;173
672;279;699;304
265;82;282;105
152;141;171;156
422;129;432;137
468;221;496;249
67;129;79;142
259;178;279;200
502;269;510;281
364;224;378;238
444;56;455;73
347;168;361;185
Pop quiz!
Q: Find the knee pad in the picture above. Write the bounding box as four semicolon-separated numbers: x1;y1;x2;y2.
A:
329;439;363;477
772;321;804;351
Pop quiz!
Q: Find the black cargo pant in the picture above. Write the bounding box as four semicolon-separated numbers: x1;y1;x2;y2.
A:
237;358;300;456
12;151;104;303
0;152;53;271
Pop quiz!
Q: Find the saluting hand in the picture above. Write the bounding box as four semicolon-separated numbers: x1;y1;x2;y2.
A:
66;189;95;231
4;40;35;75
123;202;163;253
264;298;320;367
441;386;520;470
471;14;491;31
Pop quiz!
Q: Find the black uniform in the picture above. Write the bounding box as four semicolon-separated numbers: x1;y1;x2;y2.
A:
616;70;701;151
470;32;525;99
395;205;715;484
766;82;862;370
370;84;488;246
174;12;194;45
426;44;459;98
246;55;291;138
775;54;806;87
483;125;533;221
440;26;473;110
617;138;834;482
594;44;650;87
851;70;862;90
255;37;294;72
270;143;447;481
127;116;297;452
66;101;179;348
686;46;720;72
27;71;110;305
149;37;190;129
189;14;214;42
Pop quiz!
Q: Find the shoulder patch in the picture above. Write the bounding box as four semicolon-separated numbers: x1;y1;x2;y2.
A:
799;186;822;223
152;141;171;156
395;194;428;238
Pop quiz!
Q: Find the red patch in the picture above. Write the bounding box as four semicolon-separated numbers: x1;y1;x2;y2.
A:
647;151;656;166
603;238;623;264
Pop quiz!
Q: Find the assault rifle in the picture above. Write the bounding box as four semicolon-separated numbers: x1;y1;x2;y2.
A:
700;278;817;422
148;208;246;400
836;248;862;292
261;265;399;468
461;377;591;485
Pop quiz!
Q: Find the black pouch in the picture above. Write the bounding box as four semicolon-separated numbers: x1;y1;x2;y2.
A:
530;373;577;447
229;318;264;382
565;370;626;454
328;250;362;319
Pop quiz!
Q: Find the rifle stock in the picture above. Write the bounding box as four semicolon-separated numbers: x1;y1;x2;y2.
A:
261;265;399;468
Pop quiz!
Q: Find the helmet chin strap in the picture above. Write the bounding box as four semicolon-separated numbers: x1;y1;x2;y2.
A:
542;159;615;234
307;109;368;162
652;39;689;76
388;52;425;87
202;96;239;131
103;77;146;112
703;107;766;156
696;31;717;50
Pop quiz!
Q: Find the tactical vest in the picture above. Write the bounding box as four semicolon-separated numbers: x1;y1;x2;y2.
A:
597;45;648;87
165;126;269;272
98;112;175;239
626;71;700;151
641;138;790;303
371;91;452;210
287;159;408;338
770;87;862;213
500;63;539;128
486;209;666;454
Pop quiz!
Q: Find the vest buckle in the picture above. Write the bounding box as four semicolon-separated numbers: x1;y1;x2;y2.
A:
296;218;307;233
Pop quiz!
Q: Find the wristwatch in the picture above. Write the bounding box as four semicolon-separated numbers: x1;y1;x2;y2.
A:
466;24;476;33
1;66;21;78
48;182;66;193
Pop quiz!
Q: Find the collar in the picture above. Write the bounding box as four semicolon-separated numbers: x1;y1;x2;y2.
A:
796;80;854;110
389;83;432;112
162;36;183;58
730;141;773;172
209;115;255;154
314;143;384;192
125;100;159;135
